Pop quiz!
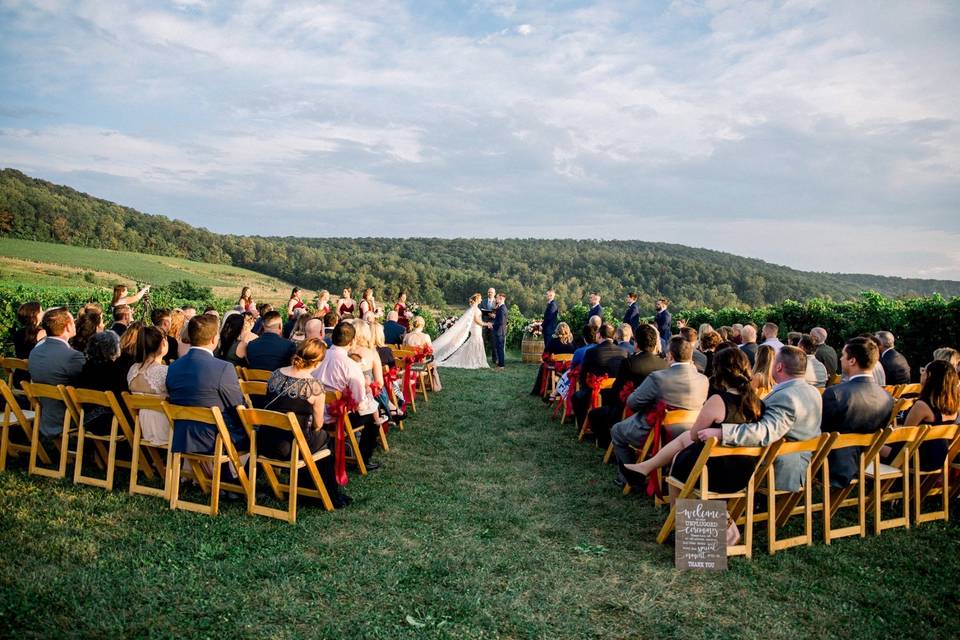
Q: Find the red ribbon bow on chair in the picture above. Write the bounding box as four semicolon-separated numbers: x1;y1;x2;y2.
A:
643;400;676;498
539;354;554;396
585;373;610;410
325;388;358;486
619;381;637;418
402;350;428;407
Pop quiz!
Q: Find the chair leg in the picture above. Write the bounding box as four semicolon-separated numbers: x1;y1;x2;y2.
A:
288;451;299;524
169;453;183;510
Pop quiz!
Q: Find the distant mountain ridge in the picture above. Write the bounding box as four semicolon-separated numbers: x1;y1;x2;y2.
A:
1;167;957;314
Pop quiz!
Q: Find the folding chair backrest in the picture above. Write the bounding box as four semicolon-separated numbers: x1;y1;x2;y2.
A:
885;426;924;464
0;379;32;429
65;387;134;439
238;407;297;432
163;403;223;427
663;409;699;427
831;429;891;462
552;354;574;363
22;381;73;420
889;397;915;427
898;383;921;398
916;424;959;464
0;358;28;390
240;381;268;408
122;392;166;415
242;368;272;382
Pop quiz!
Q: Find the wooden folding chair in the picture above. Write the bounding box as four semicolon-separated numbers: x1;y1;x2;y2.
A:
122;392;172;499
883;385;900;397
65;387;139;491
541;353;573;399
757;434;833;554
22;381;77;479
238;407;334;522
912;424;959;524
393;353;418;414
240;367;272;382
0;357;29;404
897;383;921;399
162;403;251;516
577;377;615;441
325;391;368;476
0;379;42;471
825;374;842;388
240;380;267;408
614;409;700;498
866;426;924;535
657;437;772;560
820;429;891;544
383;364;404;431
888;397;915;427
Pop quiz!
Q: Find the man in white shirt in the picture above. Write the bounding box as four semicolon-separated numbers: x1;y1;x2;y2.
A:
799;335;828;388
312;322;380;470
761;322;785;353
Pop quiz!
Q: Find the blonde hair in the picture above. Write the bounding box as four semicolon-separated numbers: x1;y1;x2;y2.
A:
371;322;387;348
350;319;372;348
469;293;481;305
412;316;425;331
292;338;326;369
169;308;186;339
554;322;573;344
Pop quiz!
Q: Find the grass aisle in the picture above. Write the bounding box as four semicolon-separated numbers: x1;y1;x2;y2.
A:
1;362;959;638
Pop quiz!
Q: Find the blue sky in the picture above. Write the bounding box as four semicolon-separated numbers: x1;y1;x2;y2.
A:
1;0;959;278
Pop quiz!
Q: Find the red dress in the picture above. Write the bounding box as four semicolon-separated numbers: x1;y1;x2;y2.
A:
338;301;355;316
395;303;410;329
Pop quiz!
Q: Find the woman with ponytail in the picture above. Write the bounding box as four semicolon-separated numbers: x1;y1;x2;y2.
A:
261;338;351;509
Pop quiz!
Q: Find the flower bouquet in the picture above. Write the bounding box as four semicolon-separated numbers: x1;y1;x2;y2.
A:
524;320;544;337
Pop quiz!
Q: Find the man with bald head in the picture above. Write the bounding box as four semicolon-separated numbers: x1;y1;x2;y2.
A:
383;310;405;346
739;324;758;367
304;318;324;341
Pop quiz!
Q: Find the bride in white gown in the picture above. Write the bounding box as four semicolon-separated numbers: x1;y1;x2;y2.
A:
432;294;489;369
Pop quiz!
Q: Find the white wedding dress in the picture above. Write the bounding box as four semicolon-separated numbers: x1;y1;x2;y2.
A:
432;303;489;369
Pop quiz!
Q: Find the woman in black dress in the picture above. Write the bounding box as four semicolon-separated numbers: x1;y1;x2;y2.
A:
625;346;763;494
900;360;959;471
260;339;351;508
79;331;130;435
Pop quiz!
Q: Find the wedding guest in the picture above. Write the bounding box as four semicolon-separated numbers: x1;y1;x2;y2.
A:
610;336;709;486
702;345;822;491
699;330;722;378
261;338;351;508
233;313;259;362
117;321;144;373
615;324;635;354
69;310;103;354
622;292;640;334
349;320;389;421
821;336;893;487
372;322;405;419
110;283;150;311
786;331;803;347
245;311;296;372
283;307;307;339
403;316;433;349
542;289;559;345
799;334;828;388
337;288;357;318
182;306;197;321
304;318;325;341
323;311;339;344
215;313;247;366
810;327;838;377
680;327;707;374
739;325;758;367
384;310;406;346
876;331;911;384
286;287;306;320
545;322;576;355
654;298;672;353
79;330;129;434
752;344;776;397
588;324;667;446
571;323;601;367
27;308;85;437
933;347;960;372
572;324;627;425
109;304;132;337
168;308;186;351
901;360;959;471
236;286;257;317
12;301;44;358
761;322;784;353
167;314;247;455
289;312;311;345
126;326;170;444
312;322;380;470
587;292;603;320
626;347;762;499
862;334;887;386
150;308;180;364
251;303;272;335
394;291;412;329
731;323;744;345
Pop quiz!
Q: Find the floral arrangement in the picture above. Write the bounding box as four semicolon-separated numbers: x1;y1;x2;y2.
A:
524;320;544;337
408;302;422;316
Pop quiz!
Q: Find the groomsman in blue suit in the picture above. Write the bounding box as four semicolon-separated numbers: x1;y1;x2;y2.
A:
487;293;508;370
587;292;603;321
622;292;640;335
542;289;559;342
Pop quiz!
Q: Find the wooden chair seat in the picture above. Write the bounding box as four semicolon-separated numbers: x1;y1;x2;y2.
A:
820;429;890;544
238;407;334;522
912;424;958;524
65;386;139;491
864;461;900;479
1;379;45;471
122;392;171;499
868;426;923;534
22;381;77;478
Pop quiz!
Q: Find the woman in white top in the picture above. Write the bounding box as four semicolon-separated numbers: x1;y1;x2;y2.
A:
126;325;170;444
402;316;442;391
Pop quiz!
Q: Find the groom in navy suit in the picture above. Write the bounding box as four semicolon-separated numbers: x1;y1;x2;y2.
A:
487;293;508;370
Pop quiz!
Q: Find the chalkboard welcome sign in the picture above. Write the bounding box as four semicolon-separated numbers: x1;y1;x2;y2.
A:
675;499;728;571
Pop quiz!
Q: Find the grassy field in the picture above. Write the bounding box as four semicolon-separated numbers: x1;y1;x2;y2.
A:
0;238;296;303
2;362;958;639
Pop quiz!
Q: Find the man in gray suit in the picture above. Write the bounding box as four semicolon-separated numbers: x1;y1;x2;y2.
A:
705;345;822;492
26;307;85;437
611;336;709;485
